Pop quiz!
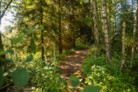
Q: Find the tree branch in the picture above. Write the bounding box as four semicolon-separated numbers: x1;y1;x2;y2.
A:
0;0;13;20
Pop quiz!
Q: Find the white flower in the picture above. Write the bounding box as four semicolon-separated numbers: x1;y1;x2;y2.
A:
42;74;45;76
44;67;48;70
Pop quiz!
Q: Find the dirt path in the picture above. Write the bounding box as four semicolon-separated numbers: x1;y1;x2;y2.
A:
58;48;90;80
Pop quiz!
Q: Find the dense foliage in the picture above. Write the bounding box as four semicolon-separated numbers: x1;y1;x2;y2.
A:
82;50;138;92
0;0;137;92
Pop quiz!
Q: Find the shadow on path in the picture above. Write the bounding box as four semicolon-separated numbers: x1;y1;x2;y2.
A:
58;48;91;80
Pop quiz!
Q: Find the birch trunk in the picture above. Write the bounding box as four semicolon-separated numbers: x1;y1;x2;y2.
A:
120;22;126;70
131;2;138;61
92;0;99;59
101;0;112;63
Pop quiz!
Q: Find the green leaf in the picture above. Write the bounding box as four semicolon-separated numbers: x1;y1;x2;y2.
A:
12;67;29;87
83;85;101;92
80;0;85;3
64;81;67;86
31;69;36;75
57;77;65;83
22;28;27;34
30;36;36;54
13;34;25;44
25;54;33;62
68;76;77;81
26;29;34;34
38;25;44;30
68;76;79;87
0;68;4;87
71;78;79;87
0;48;6;56
7;49;14;54
23;28;34;34
5;59;14;64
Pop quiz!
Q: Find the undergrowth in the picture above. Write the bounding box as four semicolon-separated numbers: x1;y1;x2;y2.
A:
75;41;88;50
82;50;137;92
57;48;75;60
30;59;64;92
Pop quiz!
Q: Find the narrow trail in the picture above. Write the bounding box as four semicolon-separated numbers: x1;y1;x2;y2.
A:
58;48;90;80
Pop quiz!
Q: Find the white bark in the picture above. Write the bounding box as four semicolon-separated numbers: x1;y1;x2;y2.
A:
131;2;138;61
120;22;126;70
92;0;99;59
101;0;112;63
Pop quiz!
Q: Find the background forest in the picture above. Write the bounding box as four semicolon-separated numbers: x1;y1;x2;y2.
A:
0;0;138;92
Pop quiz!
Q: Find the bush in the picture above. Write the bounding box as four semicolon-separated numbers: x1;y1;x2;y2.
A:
30;59;102;92
82;51;137;92
76;41;88;50
57;48;74;60
30;59;65;92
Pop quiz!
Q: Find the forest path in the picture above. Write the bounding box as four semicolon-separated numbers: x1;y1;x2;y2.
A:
58;48;91;80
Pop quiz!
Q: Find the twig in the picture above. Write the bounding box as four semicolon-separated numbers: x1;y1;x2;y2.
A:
0;81;13;90
0;0;13;20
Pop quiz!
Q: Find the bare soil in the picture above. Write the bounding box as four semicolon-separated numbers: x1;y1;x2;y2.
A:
58;48;90;80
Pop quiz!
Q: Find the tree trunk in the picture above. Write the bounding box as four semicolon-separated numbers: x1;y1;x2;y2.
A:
89;0;95;43
90;2;95;43
114;2;117;33
0;2;5;68
72;1;76;49
89;0;91;17
0;34;5;67
0;1;11;67
131;2;138;61
107;0;112;33
92;0;99;59
73;31;76;49
58;0;62;54
101;0;112;63
132;0;134;11
120;22;126;70
40;0;44;60
97;5;102;43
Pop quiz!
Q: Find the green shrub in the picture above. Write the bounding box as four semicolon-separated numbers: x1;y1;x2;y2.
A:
82;51;136;92
76;41;88;50
30;59;102;92
30;59;65;92
57;48;74;60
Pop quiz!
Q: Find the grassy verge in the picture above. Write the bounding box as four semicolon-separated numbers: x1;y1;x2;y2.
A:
81;49;137;92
